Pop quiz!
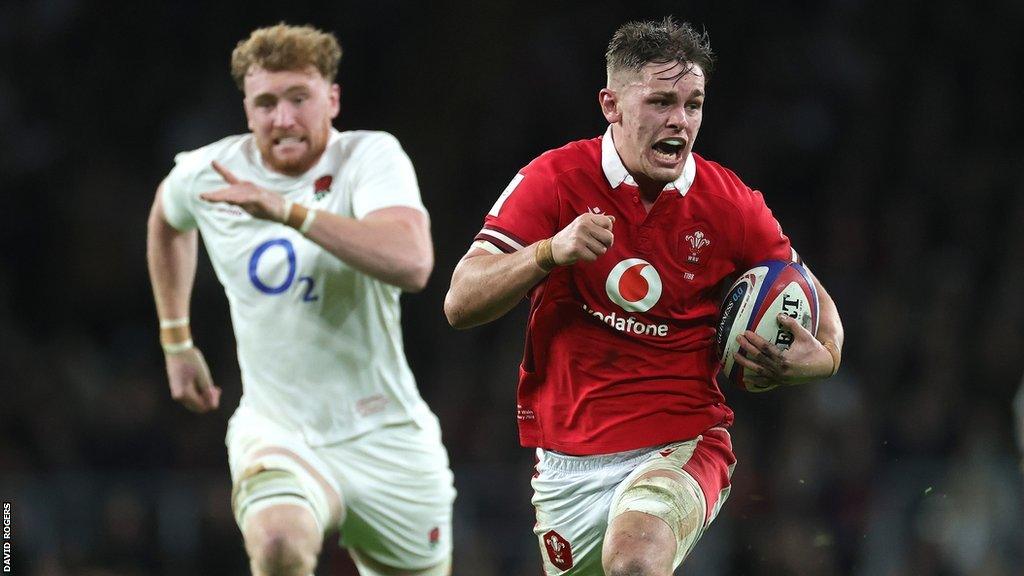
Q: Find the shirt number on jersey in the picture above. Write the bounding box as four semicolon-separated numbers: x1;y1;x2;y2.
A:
248;238;319;302
488;173;524;217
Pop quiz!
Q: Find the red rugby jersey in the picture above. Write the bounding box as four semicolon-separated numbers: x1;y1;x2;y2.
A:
473;128;795;454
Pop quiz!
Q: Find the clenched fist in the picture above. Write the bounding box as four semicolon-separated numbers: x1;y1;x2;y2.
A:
550;213;615;265
165;346;221;413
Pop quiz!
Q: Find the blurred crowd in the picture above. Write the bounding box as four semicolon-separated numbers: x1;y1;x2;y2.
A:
2;0;1022;574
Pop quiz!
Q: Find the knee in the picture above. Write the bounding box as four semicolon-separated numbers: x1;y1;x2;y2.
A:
602;511;675;576
250;531;317;576
604;554;663;576
236;468;325;576
244;506;321;576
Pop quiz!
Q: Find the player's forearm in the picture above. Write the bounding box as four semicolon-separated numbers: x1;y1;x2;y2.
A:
810;273;844;378
303;210;433;293
444;247;549;329
813;278;843;350
146;193;198;320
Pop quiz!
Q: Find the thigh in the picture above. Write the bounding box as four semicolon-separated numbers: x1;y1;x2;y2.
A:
531;451;631;575
607;428;736;569
227;405;345;533
319;414;456;572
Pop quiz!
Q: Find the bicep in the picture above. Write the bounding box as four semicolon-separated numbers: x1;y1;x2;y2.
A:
473;170;561;257
803;263;832;305
740;189;792;266
453;247;496;275
362;206;432;250
158;167;200;231
149;181;168;224
352;135;425;218
803;263;843;341
149;181;182;236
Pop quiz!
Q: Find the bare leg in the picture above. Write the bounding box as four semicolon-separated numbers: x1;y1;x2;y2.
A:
602;510;676;576
602;470;704;576
243;503;322;576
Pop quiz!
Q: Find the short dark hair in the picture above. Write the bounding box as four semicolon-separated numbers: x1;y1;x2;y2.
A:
605;17;714;83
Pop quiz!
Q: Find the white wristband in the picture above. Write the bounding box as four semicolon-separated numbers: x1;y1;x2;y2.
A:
299;208;317;234
159;317;190;329
162;339;195;354
280;198;294;223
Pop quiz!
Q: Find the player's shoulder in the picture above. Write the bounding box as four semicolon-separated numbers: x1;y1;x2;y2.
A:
693;153;763;204
330;129;404;157
523;135;602;180
171;133;251;178
166;133;250;184
693;153;746;190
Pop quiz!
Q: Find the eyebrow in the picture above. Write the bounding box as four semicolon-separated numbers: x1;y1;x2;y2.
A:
648;89;704;100
251;85;312;104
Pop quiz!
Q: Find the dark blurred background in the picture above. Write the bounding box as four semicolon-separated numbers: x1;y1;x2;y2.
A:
2;0;1023;574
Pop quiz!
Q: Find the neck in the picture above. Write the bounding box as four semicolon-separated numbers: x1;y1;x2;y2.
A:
632;175;665;204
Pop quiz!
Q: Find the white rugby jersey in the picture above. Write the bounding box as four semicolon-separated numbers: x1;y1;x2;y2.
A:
162;129;432;445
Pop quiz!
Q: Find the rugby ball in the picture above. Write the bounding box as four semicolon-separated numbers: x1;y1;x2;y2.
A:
715;260;818;392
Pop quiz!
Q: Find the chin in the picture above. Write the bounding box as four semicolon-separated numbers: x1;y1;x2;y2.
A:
269;156;314;176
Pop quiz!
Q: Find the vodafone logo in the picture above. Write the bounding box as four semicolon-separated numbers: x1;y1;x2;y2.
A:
605;258;663;312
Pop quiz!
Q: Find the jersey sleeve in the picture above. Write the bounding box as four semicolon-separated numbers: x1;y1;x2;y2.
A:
350;133;426;219
739;188;797;267
160;150;201;231
472;162;560;254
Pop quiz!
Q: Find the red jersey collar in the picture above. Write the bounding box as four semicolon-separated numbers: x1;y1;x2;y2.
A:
600;125;696;197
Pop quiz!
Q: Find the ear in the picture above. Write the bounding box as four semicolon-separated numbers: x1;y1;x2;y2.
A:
599;88;621;124
243;97;256;131
329;84;341;120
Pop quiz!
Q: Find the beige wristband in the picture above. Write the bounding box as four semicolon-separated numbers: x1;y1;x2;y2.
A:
821;340;842;377
535;238;557;272
285;202;307;229
160;317;193;353
161;339;195;354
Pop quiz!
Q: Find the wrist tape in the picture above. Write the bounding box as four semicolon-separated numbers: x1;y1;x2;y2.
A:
283;200;317;235
160;317;193;354
535;238;557;272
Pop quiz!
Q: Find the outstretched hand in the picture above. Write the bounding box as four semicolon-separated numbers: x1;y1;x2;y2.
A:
165;347;221;413
200;161;285;222
550;212;615;265
733;314;835;389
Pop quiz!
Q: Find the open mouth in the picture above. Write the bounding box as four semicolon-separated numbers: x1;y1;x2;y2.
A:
651;138;685;162
273;135;306;146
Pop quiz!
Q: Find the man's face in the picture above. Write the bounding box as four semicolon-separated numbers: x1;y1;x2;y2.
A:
600;61;705;188
243;66;340;176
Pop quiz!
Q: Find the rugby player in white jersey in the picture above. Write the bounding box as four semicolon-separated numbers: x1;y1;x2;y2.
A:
146;23;455;576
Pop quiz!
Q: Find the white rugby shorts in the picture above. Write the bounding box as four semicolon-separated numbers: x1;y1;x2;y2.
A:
226;404;456;571
531;428;735;575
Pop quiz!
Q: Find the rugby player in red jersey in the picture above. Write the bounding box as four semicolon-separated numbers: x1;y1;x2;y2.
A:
445;17;844;576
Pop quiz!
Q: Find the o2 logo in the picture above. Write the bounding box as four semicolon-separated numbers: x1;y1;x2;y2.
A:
248;238;319;302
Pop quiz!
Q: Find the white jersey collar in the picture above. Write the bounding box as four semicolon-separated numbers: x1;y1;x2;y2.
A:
601;125;696;197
